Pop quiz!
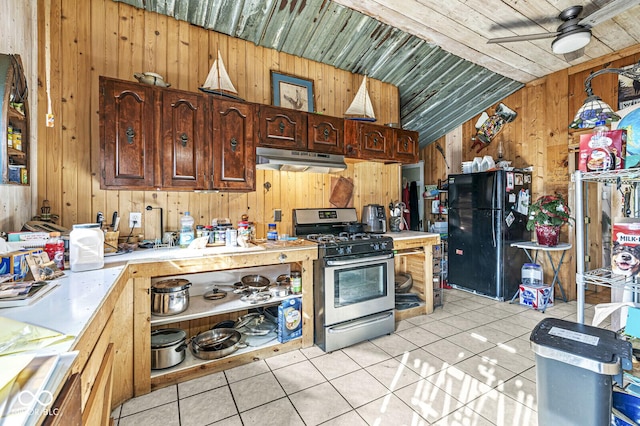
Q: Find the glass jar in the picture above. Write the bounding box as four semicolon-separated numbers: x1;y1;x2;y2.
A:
290;271;302;294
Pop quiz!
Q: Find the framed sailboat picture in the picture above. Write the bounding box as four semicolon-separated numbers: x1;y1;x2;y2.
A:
271;71;314;112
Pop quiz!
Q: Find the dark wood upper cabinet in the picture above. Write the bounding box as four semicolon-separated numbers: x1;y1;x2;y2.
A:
307;114;344;155
211;99;255;191
393;128;419;163
257;105;306;150
160;90;207;189
100;77;155;189
344;120;392;160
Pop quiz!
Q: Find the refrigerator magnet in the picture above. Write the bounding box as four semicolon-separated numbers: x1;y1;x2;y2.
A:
505;211;515;227
509;193;517;203
506;172;514;191
524;174;531;184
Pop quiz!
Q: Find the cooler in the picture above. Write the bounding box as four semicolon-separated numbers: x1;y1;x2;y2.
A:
530;318;633;426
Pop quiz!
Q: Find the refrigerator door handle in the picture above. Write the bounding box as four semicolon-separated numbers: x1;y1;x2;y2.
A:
492;210;497;247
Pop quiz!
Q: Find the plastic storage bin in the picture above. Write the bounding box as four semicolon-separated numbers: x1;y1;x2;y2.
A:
530;318;633;426
70;223;104;272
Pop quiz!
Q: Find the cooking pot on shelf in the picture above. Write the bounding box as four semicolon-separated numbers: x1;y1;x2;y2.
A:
190;328;246;360
151;328;187;369
151;278;192;316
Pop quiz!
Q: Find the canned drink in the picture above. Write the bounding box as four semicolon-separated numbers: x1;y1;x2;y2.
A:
225;229;237;247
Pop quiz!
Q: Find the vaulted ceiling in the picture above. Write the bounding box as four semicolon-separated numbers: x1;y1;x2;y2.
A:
116;0;640;148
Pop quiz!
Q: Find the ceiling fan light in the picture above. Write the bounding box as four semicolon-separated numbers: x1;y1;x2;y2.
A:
569;95;621;129
552;31;591;54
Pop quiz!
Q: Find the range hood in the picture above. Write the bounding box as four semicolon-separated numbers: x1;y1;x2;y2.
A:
255;147;347;173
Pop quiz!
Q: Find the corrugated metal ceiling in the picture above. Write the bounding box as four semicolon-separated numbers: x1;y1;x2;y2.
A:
116;0;524;148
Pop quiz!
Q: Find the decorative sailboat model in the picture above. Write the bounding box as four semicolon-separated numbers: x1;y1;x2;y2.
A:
199;50;244;101
345;76;376;122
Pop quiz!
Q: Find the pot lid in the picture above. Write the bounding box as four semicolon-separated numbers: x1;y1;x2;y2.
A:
151;328;186;348
152;278;191;293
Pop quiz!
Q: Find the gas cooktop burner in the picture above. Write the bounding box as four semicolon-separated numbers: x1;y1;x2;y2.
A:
306;232;385;244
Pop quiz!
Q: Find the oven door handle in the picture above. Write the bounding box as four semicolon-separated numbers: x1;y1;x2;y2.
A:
328;311;394;333
325;253;394;266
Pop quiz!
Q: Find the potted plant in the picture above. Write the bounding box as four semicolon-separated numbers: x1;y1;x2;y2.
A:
526;193;573;246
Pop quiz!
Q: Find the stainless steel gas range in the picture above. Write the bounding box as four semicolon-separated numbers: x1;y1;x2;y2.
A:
293;208;395;352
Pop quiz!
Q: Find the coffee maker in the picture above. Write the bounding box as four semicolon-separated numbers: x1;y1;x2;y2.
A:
362;204;387;233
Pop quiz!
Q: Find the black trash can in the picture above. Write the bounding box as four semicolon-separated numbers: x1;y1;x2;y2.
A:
530;318;633;426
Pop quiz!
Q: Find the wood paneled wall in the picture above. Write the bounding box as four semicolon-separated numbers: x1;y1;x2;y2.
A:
422;45;640;301
35;0;401;239
0;0;36;232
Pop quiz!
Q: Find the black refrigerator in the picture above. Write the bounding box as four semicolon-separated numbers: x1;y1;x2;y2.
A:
447;170;531;300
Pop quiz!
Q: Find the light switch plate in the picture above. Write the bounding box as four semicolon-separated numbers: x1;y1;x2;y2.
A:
274;209;282;222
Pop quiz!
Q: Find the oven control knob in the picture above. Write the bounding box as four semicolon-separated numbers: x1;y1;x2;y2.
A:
346;246;353;254
381;242;388;250
373;242;380;250
337;247;345;255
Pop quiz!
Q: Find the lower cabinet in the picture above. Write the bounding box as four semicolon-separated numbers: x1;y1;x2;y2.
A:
392;235;440;321
131;249;316;395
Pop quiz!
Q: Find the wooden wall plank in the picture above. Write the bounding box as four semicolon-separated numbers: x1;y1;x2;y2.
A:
33;0;400;242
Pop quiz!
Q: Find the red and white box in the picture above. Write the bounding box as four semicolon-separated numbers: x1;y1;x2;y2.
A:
579;129;627;172
611;220;640;278
519;283;554;310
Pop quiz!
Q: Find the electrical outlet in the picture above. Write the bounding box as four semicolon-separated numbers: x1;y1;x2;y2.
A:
129;212;142;228
274;209;282;222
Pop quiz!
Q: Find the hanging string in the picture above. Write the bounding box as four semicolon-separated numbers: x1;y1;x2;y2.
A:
45;0;54;127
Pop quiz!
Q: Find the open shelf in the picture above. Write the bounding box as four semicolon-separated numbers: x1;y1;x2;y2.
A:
150;331;296;379
150;291;300;326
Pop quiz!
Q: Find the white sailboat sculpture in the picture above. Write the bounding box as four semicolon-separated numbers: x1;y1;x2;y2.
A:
199;50;243;100
345;76;376;122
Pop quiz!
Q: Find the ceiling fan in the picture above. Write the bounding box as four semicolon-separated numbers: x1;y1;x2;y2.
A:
487;0;640;60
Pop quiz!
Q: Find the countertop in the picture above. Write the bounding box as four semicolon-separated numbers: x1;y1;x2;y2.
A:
383;230;441;240
3;240;318;342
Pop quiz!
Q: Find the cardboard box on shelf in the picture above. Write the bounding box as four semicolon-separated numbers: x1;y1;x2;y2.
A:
578;129;627;172
612;219;640;278
519;283;554;310
278;297;302;343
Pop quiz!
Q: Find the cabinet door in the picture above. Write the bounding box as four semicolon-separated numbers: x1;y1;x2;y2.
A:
211;99;255;191
344;120;391;160
393;128;419;163
100;77;155;188
160;90;207;189
257;105;306;150
307;114;344;154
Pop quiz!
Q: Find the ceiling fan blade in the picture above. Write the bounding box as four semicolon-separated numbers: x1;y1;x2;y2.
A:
579;0;640;27
487;31;559;44
563;47;585;62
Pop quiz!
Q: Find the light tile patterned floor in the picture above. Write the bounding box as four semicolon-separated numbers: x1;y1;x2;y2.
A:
111;289;604;425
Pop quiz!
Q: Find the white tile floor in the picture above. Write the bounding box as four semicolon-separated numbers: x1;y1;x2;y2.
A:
111;289;604;426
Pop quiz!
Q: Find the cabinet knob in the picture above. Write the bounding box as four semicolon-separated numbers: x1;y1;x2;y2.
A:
278;121;285;134
230;138;238;152
180;133;188;147
126;127;135;144
373;137;378;146
323;128;330;140
403;140;408;151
